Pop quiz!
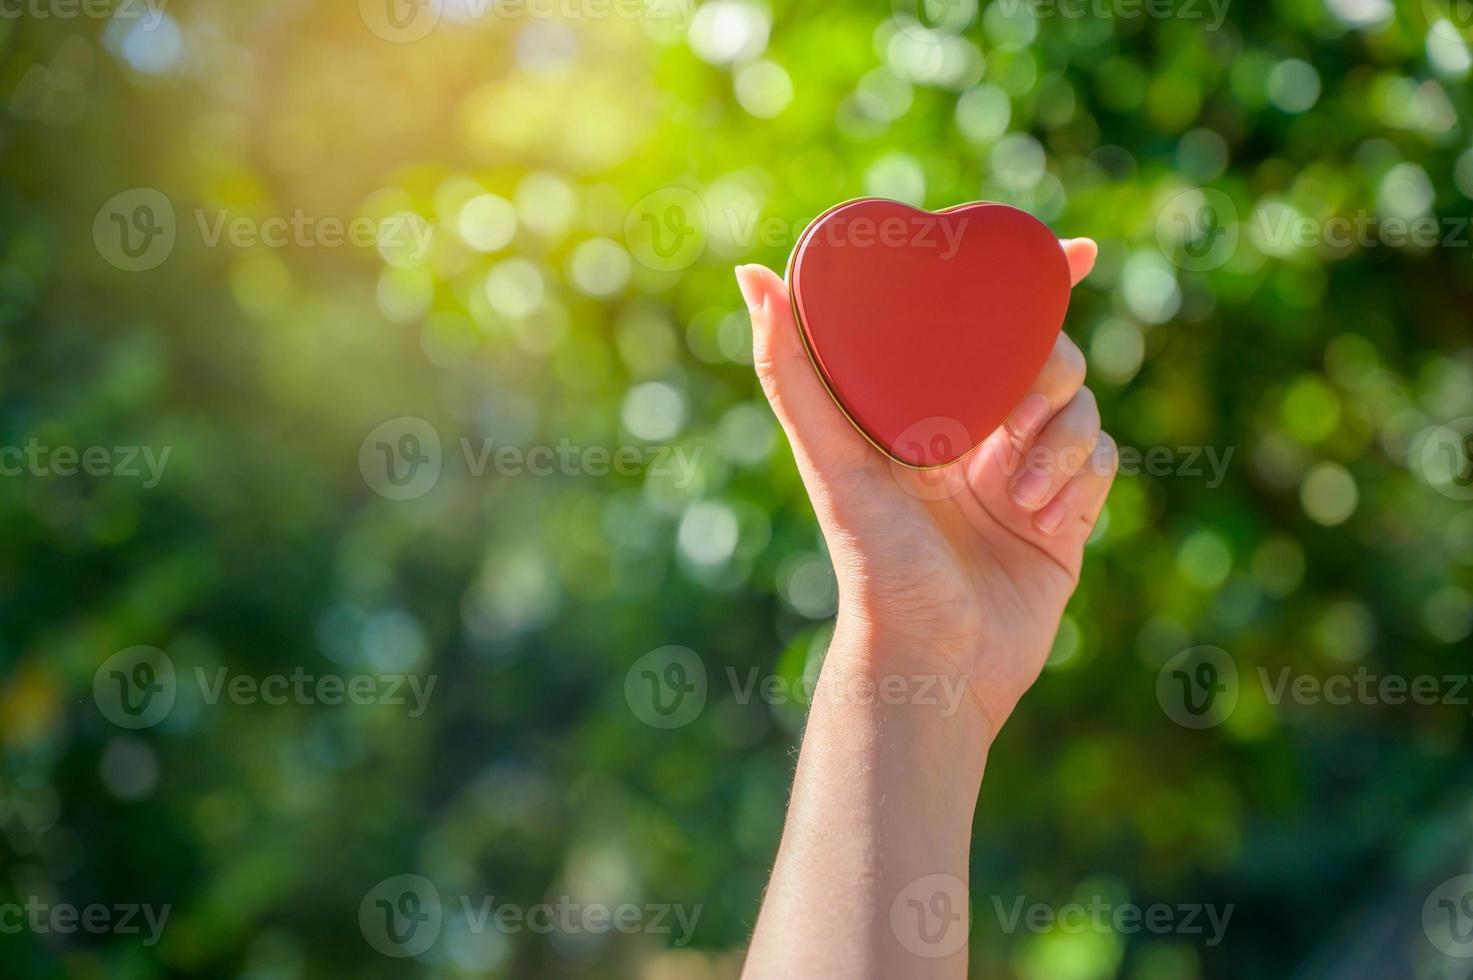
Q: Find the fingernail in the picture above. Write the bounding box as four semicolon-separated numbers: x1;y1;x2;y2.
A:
735;265;765;312
1010;469;1050;510
1005;394;1049;441
1034;502;1067;535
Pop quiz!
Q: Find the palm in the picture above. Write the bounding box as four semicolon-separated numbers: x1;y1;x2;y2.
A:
820;432;1088;728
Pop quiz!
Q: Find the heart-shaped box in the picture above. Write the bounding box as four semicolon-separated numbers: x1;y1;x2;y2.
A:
785;199;1071;469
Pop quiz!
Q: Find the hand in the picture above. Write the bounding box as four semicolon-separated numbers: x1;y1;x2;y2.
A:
735;239;1116;739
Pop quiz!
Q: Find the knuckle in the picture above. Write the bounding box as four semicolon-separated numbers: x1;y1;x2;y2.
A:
1056;443;1093;474
1062;389;1101;440
756;366;785;411
1059;436;1100;477
751;333;784;397
1022;442;1055;474
1054;334;1087;386
752;350;785;404
1095;431;1121;476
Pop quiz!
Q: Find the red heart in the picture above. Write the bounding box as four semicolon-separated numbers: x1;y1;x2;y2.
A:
786;199;1071;469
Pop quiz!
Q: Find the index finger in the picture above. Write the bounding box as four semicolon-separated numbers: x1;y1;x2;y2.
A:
1061;237;1098;287
997;239;1096;441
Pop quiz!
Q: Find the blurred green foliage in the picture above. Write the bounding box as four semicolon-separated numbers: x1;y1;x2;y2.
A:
3;0;1473;977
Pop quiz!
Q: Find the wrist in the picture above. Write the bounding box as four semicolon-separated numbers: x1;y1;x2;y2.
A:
825;612;1002;741
816;616;996;793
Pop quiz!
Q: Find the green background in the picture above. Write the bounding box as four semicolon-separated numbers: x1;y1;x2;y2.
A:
3;0;1473;976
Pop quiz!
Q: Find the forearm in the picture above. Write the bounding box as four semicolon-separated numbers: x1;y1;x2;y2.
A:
742;621;993;979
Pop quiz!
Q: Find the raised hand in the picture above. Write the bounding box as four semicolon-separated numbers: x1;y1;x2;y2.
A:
735;238;1116;736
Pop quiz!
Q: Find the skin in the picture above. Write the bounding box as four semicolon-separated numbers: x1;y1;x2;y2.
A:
734;239;1117;979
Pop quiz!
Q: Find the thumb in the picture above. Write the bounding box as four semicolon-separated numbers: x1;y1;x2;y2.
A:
735;263;873;477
